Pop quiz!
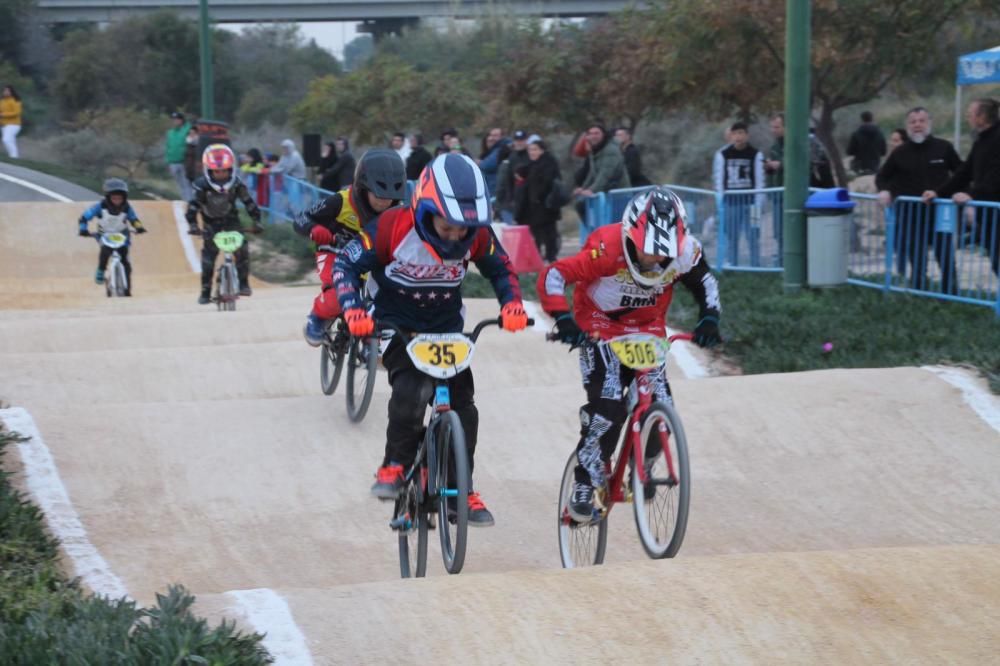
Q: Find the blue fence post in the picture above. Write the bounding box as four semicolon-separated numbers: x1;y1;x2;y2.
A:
884;205;895;293
716;191;727;271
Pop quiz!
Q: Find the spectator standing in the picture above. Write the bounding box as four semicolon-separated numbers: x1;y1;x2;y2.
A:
478;127;509;199
923;98;1000;278
405;133;432;181
165;111;193;201
494;130;531;223
183;127;200;183
808;128;836;188
847;110;887;175
390;131;411;162
272;138;307;179
1;85;23;159
764;112;784;187
573;123;630;224
614;127;651;187
318;141;338;190
320;137;355;190
713;121;765;266
876;107;963;293
888;128;907;153
515;138;563;262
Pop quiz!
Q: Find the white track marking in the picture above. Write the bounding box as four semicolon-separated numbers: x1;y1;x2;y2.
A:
922;366;1000;434
0;172;74;202
226;589;314;665
667;327;709;379
172;201;201;273
0;407;130;599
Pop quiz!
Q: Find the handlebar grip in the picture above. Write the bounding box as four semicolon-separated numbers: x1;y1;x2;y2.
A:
526;318;535;326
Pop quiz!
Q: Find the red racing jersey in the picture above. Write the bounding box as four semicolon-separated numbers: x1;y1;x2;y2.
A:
537;223;720;340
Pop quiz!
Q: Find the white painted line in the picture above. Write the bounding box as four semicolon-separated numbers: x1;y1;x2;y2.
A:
922;366;1000;434
227;588;314;665
172;201;201;273
0;172;74;202
0;407;130;600
667;327;709;379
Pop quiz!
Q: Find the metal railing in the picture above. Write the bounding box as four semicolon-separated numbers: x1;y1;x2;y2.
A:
243;171;417;223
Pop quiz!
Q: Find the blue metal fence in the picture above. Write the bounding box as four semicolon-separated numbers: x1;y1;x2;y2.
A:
244;172;418;224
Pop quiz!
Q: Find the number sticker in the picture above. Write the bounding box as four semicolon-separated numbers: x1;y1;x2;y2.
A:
608;334;667;370
407;333;475;379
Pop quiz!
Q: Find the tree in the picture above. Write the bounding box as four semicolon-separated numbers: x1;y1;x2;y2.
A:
343;35;374;71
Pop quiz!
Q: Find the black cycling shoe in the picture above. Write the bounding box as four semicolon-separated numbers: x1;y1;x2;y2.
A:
568;481;595;523
198;290;211;305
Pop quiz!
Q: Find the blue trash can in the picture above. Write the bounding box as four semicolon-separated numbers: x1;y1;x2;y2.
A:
805;188;855;286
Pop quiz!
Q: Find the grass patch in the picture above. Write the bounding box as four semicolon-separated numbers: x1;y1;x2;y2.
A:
245;213;314;283
462;271;539;301
0;427;272;663
667;272;1000;392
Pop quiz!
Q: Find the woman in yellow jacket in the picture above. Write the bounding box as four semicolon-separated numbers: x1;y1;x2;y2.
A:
1;85;22;159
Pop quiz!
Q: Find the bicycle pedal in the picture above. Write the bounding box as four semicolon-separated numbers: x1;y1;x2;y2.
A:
389;514;412;531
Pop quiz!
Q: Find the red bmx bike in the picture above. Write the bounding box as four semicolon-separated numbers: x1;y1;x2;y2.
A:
555;332;692;568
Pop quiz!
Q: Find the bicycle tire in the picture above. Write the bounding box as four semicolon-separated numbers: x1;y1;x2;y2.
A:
557;450;608;568
113;259;128;297
105;257;115;298
218;263;238;312
345;335;379;423
434;410;469;574
395;480;428;579
319;321;346;396
632;401;690;559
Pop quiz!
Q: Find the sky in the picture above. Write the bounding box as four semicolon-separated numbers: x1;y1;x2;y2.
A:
224;21;359;59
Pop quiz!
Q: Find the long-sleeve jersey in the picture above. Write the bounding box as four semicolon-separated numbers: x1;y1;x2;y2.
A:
185;176;260;229
334;207;522;333
78;201;141;238
713;144;765;193
293;186;367;250
538;222;720;340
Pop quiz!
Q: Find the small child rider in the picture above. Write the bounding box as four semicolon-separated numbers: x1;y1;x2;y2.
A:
78;178;146;295
537;186;722;522
293;149;406;346
186;143;263;305
334;154;530;526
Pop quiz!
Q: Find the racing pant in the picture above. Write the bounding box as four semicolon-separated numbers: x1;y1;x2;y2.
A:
381;338;479;480
201;224;249;292
312;250;343;320
98;244;131;288
575;342;672;487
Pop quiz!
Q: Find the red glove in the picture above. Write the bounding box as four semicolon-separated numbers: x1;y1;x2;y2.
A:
310;225;335;246
344;308;374;336
500;301;528;332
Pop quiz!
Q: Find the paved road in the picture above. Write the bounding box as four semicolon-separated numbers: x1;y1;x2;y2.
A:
0;161;100;202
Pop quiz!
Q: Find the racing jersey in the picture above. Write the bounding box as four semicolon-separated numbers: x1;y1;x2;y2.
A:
293;186;368;251
78;202;141;238
185;176;260;229
334;207;522;333
538;222;720;339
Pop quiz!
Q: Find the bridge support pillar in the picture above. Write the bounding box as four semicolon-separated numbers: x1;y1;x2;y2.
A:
358;17;419;42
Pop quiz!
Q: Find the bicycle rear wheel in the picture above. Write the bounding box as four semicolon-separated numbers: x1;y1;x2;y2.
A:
632;401;690;559
320;320;346;396
394;478;428;579
113;260;128;297
433;410;469;574
346;335;379;423
557;450;607;568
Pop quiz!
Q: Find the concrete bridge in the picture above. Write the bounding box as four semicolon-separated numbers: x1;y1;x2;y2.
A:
36;0;637;23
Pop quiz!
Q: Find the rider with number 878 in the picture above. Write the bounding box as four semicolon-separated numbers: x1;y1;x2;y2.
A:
537;186;722;522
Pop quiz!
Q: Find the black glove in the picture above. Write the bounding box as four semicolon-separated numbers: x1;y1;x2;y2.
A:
188;224;201;236
134;226;147;234
693;314;722;348
554;312;586;347
78;228;90;237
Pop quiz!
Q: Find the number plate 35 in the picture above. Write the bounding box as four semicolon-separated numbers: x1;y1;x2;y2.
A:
608;334;668;370
407;333;475;379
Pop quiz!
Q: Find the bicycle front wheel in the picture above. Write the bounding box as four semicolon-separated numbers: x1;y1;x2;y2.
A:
632;401;690;559
218;263;238;311
113;260;128;297
434;410;469;574
395;479;428;579
557;450;607;568
346;335;379;423
320;321;346;396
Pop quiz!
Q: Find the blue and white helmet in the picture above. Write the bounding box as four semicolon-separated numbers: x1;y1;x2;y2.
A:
411;153;491;259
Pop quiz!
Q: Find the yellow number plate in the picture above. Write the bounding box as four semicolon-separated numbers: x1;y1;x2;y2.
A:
105;233;127;243
608;335;667;370
406;333;475;379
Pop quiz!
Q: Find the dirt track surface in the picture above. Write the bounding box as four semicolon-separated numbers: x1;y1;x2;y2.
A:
2;202;999;663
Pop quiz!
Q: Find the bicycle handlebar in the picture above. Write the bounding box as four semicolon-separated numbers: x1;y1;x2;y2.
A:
378;316;536;344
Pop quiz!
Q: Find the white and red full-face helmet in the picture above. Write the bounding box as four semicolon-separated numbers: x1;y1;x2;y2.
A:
202;143;237;193
620;187;687;289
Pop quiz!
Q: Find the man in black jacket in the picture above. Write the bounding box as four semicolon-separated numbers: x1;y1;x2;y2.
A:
614;127;651;187
847;111;887;175
923;98;1000;277
876;107;962;293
